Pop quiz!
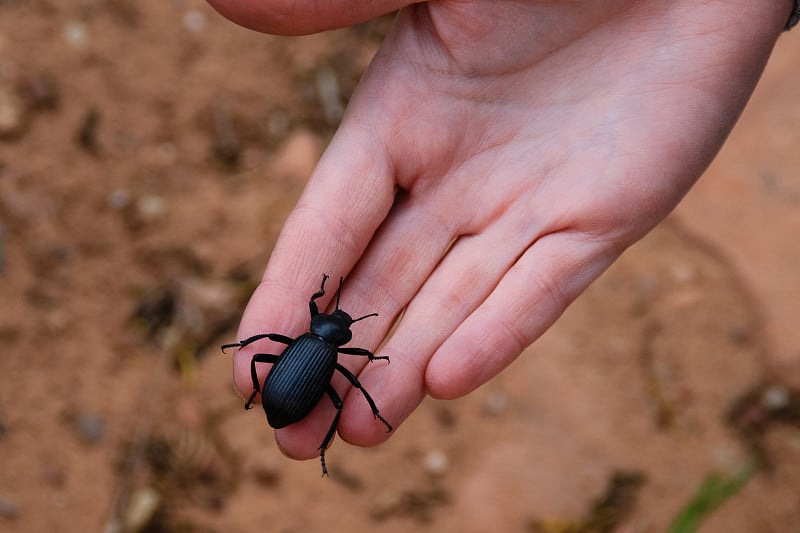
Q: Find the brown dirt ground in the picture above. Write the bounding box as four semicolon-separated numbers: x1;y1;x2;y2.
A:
1;2;800;532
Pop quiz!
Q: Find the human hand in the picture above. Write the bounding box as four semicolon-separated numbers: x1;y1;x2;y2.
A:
206;0;790;462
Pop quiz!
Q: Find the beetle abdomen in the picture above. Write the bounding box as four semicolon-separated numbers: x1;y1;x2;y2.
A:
261;333;337;428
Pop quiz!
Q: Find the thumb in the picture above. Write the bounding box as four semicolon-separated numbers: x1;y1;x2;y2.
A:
205;0;415;35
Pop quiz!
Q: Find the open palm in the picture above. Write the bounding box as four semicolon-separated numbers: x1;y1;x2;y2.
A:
206;0;789;462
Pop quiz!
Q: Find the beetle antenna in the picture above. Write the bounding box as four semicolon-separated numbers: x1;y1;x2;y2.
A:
336;277;344;311
351;312;378;323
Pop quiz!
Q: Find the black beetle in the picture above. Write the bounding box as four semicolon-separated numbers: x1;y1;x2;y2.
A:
222;274;392;476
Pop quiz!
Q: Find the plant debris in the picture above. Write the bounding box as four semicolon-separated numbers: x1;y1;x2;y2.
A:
668;464;755;533
370;485;451;523
727;380;800;468
528;470;645;533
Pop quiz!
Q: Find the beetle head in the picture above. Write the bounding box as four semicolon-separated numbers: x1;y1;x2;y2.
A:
309;276;378;346
311;310;353;346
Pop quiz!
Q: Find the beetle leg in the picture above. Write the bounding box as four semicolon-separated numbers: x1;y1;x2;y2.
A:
320;384;343;477
221;333;294;352
338;346;390;363
244;353;280;410
309;274;329;317
335;364;393;432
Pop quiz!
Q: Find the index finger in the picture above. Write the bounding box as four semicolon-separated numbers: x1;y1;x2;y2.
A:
231;127;396;459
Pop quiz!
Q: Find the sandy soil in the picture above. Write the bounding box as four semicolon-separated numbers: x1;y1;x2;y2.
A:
1;2;799;532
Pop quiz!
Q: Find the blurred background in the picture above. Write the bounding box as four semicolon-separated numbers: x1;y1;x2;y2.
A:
1;2;799;532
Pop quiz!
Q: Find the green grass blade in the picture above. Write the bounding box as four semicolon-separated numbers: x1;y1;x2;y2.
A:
668;464;756;533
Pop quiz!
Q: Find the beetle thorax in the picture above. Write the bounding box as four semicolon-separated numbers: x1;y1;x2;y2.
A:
310;310;353;346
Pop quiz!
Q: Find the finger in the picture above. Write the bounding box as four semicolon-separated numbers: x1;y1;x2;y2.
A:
327;190;461;329
333;208;542;442
283;136;539;445
205;0;414;35
425;231;621;399
272;191;463;457
230;130;398;461
232;129;394;384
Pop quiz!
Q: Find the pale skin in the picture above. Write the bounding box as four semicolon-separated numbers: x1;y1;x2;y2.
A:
205;0;793;461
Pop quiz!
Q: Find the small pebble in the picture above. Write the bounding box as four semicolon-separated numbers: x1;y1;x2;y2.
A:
43;309;69;334
121;487;161;533
0;498;20;519
108;189;131;210
763;385;790;410
183;10;207;32
63;22;88;48
482;391;508;416
423;449;449;477
136;195;166;222
75;413;105;445
155;142;178;165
